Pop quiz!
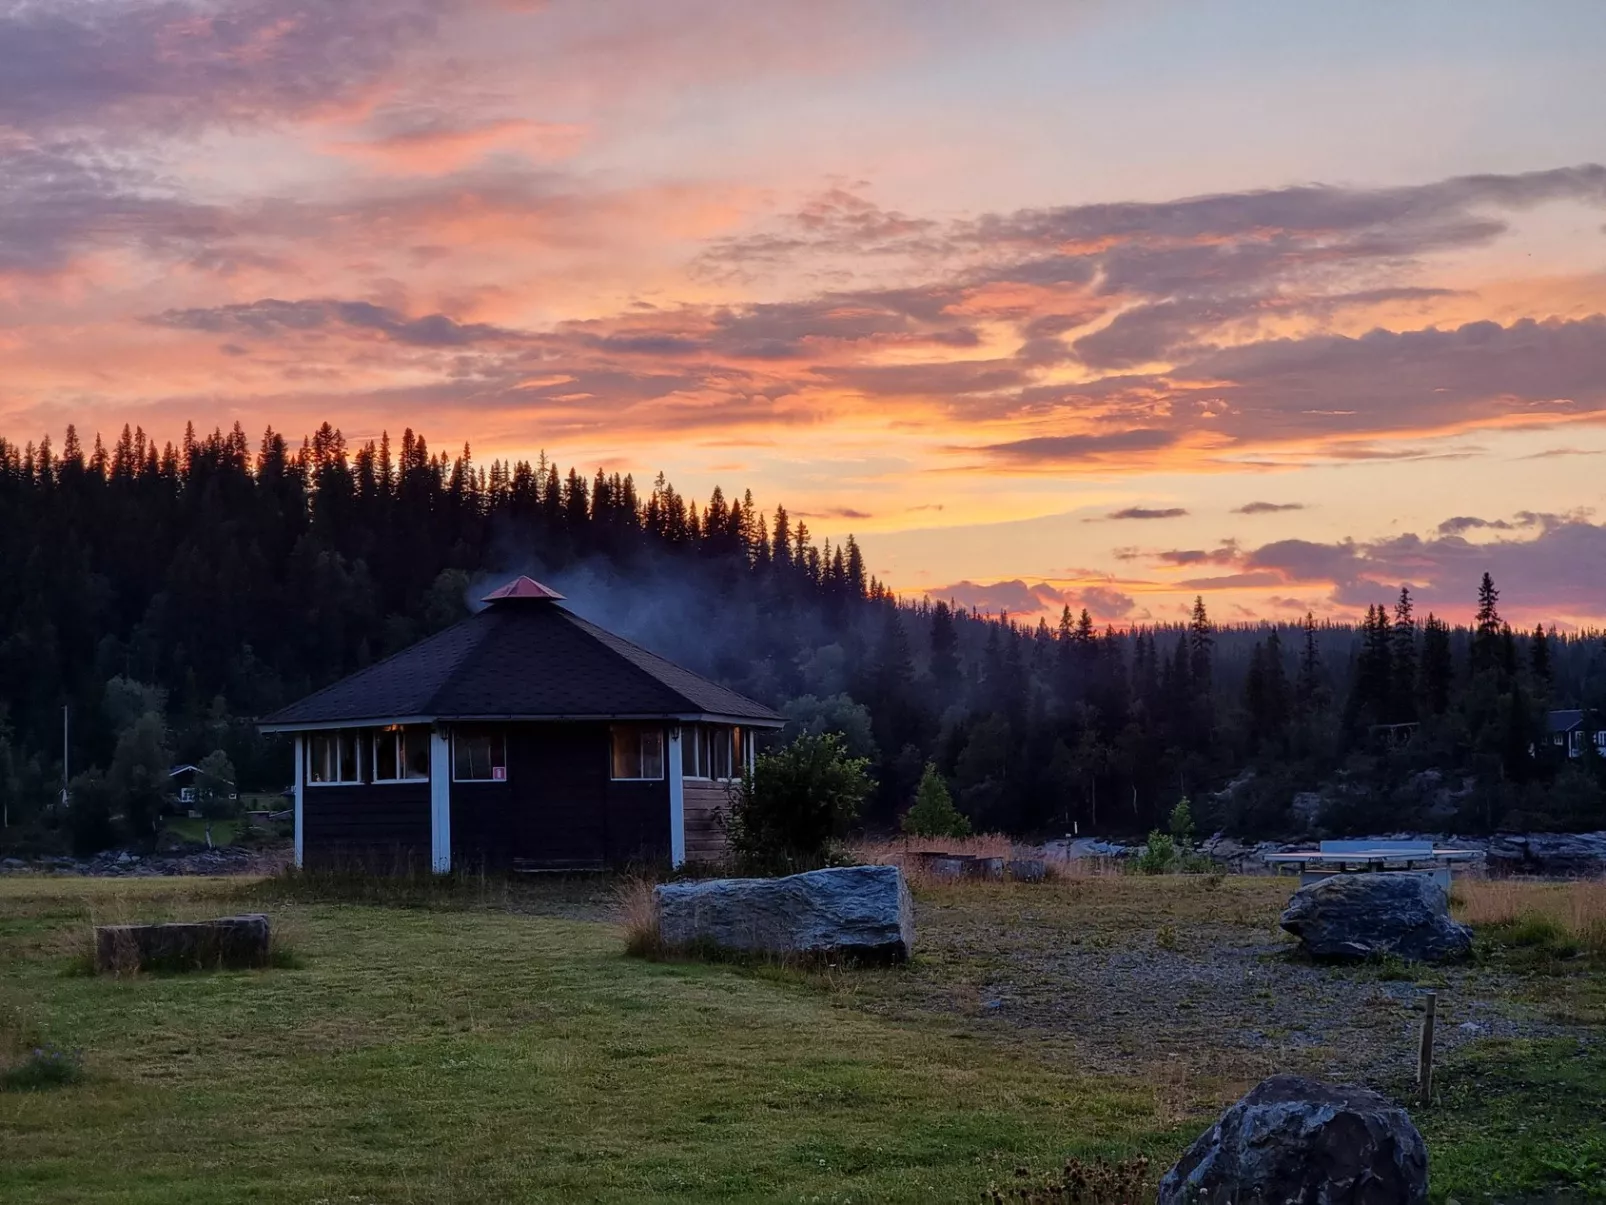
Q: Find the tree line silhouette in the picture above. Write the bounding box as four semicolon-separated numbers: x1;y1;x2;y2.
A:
1;421;1602;852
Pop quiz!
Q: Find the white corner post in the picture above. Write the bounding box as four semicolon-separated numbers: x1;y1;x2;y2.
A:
667;725;685;868
292;734;305;869
430;726;452;874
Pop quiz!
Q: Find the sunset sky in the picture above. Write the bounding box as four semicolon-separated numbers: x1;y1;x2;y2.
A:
4;0;1606;627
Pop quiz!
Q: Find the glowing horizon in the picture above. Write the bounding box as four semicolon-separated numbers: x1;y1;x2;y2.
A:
3;1;1605;629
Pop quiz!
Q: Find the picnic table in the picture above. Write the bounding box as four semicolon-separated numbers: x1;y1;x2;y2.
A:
1263;839;1482;889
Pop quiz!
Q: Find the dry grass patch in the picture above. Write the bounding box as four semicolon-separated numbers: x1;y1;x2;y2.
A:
1455;877;1606;958
851;832;1120;889
615;875;662;959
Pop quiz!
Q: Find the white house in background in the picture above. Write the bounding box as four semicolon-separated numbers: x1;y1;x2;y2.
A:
1547;710;1604;759
168;764;236;805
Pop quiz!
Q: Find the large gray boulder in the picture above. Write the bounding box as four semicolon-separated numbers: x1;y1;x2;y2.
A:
1159;1074;1428;1205
95;914;271;973
654;865;914;962
1279;873;1472;963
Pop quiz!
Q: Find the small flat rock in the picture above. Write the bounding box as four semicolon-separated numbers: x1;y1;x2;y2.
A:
95;914;271;973
1006;858;1047;882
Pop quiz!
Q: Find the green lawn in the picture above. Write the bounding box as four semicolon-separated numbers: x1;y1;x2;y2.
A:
1;873;1601;1203
161;817;241;846
0;876;1179;1204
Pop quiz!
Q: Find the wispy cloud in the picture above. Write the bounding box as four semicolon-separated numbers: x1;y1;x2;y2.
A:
1234;501;1305;514
1105;506;1188;521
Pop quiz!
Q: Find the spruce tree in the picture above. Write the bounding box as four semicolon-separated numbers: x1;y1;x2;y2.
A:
1297;612;1323;714
1530;623;1552;685
1188;596;1213;695
901;763;971;838
1472;572;1502;675
1263;629;1289;743
1419;614;1453;715
1390;586;1417;722
1243;640;1268;750
929;601;960;694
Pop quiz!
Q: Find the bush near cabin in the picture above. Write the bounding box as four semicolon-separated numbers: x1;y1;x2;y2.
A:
722;733;871;874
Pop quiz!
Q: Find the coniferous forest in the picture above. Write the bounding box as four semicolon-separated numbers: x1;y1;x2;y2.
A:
1;421;1604;854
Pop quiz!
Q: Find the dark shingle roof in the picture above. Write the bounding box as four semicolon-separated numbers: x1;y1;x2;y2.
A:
260;591;783;729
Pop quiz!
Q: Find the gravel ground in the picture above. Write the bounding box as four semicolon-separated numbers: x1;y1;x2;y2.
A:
852;877;1598;1096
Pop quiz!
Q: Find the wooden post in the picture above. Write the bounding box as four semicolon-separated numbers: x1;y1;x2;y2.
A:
292;734;304;869
429;727;452;874
1417;991;1437;1106
667;726;685;869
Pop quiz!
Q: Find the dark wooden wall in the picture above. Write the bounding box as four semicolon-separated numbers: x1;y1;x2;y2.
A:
302;782;431;870
450;722;671;869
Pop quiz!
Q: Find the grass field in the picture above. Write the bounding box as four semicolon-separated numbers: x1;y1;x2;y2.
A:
160;817;241;847
2;871;1603;1203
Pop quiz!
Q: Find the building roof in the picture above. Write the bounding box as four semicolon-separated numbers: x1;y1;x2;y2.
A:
1548;709;1585;733
259;578;785;731
481;575;565;602
169;763;234;784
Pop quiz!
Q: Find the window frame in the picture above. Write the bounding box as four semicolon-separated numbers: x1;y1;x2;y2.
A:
681;724;749;782
681;727;704;779
452;727;508;783
609;724;665;781
372;725;431;783
306;729;363;786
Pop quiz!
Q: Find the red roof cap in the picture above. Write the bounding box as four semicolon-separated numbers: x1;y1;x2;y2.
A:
481;575;566;603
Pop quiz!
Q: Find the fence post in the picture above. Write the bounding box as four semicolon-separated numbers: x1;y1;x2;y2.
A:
1417;991;1437;1106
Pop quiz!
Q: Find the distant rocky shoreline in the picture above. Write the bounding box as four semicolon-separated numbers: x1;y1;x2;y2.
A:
0;846;291;878
4;831;1604;879
1046;831;1606;878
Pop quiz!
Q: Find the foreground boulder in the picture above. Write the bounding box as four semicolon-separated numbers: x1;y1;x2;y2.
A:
1280;872;1472;963
654;865;914;962
1159;1075;1428;1205
95;914;271;973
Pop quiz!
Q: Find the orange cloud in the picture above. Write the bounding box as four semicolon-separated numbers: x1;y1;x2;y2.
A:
325;117;590;173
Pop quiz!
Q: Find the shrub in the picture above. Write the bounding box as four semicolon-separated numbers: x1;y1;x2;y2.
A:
721;733;870;875
900;763;971;839
1168;797;1195;845
1133;830;1177;874
1;1044;83;1092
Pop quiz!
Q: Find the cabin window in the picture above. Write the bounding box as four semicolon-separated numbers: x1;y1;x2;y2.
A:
452;728;507;782
681;726;752;781
610;725;664;780
307;730;361;785
373;725;431;781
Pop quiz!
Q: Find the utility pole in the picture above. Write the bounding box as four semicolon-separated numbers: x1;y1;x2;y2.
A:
61;704;69;809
